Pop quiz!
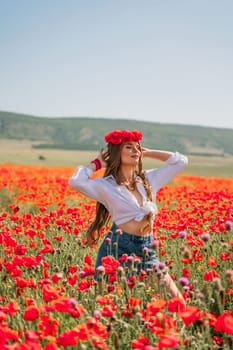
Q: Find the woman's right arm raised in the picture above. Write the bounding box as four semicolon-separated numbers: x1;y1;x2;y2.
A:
68;149;107;203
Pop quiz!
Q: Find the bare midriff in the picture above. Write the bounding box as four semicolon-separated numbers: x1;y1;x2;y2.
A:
117;217;153;236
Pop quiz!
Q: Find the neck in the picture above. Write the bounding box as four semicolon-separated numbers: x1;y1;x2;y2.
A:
118;166;135;182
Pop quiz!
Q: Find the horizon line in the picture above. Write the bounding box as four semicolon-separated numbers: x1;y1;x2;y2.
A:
1;109;232;131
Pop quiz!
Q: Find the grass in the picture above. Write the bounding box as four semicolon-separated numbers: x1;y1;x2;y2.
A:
0;139;233;178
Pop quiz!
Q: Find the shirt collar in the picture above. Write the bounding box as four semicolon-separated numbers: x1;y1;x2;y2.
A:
105;174;142;181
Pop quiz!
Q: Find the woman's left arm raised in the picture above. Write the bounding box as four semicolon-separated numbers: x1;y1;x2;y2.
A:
142;148;174;162
142;148;188;191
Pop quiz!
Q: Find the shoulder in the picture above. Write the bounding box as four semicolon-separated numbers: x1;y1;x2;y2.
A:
103;174;115;182
143;169;158;177
98;174;117;186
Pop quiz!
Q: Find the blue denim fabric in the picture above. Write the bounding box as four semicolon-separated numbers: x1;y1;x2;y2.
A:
95;223;159;272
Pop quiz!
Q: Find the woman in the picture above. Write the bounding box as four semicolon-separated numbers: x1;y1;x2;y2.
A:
69;129;188;302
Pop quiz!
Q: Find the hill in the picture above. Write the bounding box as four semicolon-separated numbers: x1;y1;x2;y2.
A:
0;111;233;156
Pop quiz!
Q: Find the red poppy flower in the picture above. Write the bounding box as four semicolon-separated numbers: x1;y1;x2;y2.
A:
2;300;20;316
131;334;150;349
215;311;233;334
167;297;185;312
146;299;167;315
0;323;19;344
204;270;220;281
56;329;79;347
0;311;7;321
101;305;115;317
24;305;40;321
42;284;60;302
178;306;201;326
220;252;230;261
38;314;59;336
84;254;93;265
45;342;60;350
182;268;191;278
77;278;95;292
101;255;120;274
52;297;85;318
207;256;217;267
158;334;179;349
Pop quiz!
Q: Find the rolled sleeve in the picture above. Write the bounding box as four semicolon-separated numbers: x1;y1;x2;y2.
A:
69;166;107;204
166;151;188;165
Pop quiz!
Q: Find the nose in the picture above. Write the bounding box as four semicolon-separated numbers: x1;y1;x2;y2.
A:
132;145;140;153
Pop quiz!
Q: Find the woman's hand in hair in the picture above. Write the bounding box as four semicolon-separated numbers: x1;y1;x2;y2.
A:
97;148;108;168
88;148;108;171
141;147;150;158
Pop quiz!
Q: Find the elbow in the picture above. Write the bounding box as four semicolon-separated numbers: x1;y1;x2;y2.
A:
68;176;90;195
179;154;188;170
68;176;79;190
182;154;189;166
68;166;94;193
168;152;188;167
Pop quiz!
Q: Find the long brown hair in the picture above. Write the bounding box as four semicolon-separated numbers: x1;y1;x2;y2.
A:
86;142;153;245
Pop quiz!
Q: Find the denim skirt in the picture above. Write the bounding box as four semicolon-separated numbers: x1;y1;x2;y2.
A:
95;222;159;272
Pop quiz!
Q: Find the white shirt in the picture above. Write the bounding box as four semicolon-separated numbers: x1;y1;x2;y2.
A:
69;151;188;225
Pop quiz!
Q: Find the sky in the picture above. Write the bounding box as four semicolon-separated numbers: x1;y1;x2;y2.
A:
1;0;233;129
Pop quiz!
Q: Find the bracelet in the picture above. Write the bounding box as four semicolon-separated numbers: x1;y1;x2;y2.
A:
91;158;102;171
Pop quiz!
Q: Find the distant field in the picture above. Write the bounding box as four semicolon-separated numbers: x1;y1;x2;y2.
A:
0;139;232;178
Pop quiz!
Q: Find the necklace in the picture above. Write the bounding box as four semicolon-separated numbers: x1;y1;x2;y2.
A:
123;180;137;191
118;172;137;191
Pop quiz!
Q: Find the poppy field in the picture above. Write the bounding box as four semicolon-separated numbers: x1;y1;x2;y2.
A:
0;163;233;349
